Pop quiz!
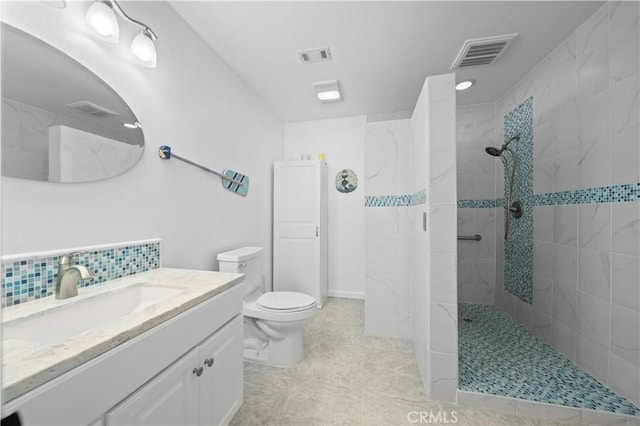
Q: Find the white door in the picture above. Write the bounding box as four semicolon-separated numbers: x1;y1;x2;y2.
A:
198;315;243;426
106;348;199;426
274;161;322;299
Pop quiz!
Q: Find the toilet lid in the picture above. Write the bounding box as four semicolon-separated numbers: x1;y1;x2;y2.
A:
257;292;316;311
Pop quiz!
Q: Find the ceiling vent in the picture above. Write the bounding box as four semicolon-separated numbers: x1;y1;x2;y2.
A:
298;47;332;64
451;34;518;69
65;101;119;118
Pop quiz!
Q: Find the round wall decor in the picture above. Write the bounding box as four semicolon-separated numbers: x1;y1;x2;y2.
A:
335;169;358;193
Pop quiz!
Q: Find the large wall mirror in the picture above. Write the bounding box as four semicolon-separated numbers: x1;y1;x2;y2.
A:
1;24;144;183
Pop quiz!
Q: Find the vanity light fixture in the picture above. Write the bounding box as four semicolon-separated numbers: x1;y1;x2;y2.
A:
85;1;119;43
312;80;342;103
130;30;157;68
86;0;158;68
455;79;476;91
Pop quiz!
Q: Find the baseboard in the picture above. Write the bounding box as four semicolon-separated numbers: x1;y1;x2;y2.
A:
327;290;364;300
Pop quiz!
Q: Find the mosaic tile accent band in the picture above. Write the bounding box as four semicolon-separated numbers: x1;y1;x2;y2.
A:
458;183;639;208
365;189;426;207
457;199;500;208
531;183;640;205
1;240;161;308
459;304;640;417
503;97;534;304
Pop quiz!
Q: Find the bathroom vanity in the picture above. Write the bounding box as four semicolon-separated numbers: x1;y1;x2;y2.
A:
1;268;245;426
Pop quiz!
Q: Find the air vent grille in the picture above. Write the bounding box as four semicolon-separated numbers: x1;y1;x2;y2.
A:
298;47;332;64
65;101;119;118
451;34;518;69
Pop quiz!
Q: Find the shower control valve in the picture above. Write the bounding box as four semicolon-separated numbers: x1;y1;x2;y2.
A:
509;201;523;219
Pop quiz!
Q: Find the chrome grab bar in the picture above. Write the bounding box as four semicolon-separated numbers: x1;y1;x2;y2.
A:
458;234;482;241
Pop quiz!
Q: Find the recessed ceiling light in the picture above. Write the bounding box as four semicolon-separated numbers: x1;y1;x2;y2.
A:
312;80;342;103
455;79;475;91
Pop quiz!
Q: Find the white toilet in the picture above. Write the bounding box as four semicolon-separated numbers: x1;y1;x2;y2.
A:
217;247;317;367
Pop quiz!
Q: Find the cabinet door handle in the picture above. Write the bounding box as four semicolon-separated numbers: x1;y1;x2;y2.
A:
316;226;319;237
204;358;214;367
193;367;204;377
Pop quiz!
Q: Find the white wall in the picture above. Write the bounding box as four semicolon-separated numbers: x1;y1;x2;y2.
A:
1;1;283;289
283;117;366;299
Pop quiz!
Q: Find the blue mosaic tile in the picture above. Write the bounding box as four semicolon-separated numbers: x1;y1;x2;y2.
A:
457;199;498;208
460;183;639;209
459;304;640;417
410;189;427;206
1;241;161;308
531;183;640;205
365;189;426;207
503;97;534;304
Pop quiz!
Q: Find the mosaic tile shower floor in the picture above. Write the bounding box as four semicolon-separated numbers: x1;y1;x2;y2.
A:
458;303;640;417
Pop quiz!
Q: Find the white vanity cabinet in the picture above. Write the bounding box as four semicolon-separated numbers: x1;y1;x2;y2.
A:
2;275;244;426
106;315;243;426
107;348;200;426
198;315;244;425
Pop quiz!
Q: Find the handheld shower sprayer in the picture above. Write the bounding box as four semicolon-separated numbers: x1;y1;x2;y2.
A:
484;134;522;240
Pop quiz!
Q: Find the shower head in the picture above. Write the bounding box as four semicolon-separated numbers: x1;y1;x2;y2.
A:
484;134;521;157
485;146;503;157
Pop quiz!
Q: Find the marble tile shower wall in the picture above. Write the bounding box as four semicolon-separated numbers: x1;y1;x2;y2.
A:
456;104;497;305
364;75;458;403
364;119;413;339
422;74;458;402
493;1;640;407
1;240;161;307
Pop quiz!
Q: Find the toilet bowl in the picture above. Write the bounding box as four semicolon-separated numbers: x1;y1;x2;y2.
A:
217;247;317;367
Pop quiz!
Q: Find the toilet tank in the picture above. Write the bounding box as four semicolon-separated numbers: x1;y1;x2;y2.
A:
217;247;264;296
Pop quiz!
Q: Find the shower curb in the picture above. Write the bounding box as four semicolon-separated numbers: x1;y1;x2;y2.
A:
457;390;640;425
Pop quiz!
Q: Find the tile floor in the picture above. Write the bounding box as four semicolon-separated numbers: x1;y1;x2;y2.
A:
230;297;557;425
458;304;640;417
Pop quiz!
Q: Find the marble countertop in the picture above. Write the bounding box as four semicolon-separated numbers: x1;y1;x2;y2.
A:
1;268;244;403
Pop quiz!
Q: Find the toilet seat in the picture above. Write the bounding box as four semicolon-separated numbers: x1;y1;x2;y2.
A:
257;291;316;312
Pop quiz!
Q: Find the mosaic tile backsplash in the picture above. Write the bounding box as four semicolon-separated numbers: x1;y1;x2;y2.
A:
459;303;640;417
1;240;161;307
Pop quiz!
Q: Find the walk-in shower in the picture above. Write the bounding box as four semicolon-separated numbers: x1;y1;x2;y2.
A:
485;134;522;240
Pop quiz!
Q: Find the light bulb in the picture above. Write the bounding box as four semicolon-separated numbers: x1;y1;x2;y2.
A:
131;31;157;68
85;1;119;44
455;80;475;91
317;91;341;101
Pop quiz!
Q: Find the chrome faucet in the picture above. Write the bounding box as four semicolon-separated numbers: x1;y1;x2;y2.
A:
55;252;94;299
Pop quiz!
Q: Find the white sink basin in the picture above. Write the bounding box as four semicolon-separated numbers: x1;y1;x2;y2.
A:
3;284;184;346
